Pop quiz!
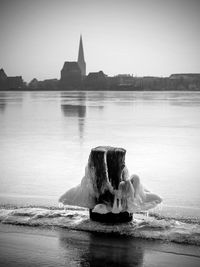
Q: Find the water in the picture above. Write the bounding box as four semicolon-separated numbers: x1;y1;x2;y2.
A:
0;91;200;244
1;224;200;267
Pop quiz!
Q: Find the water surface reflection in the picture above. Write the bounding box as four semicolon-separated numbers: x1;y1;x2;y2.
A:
61;92;87;141
0;92;6;113
59;231;144;267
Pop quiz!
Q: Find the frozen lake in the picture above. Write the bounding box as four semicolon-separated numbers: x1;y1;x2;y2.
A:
0;91;200;218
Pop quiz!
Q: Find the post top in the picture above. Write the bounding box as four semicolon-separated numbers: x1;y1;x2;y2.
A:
91;146;126;153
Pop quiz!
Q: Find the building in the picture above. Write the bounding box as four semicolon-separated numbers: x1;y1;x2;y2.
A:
0;69;7;90
0;68;25;90
0;68;7;80
59;35;87;90
114;74;135;86
169;74;200;90
28;78;59;90
28;78;40;89
77;35;86;76
7;76;24;89
85;71;108;90
60;61;82;89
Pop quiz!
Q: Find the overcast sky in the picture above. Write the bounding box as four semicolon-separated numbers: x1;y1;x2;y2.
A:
0;0;199;82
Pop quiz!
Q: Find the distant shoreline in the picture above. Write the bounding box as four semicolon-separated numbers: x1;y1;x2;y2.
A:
1;89;200;92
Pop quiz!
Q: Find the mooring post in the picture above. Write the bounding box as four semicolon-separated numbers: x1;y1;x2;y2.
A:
89;146;133;223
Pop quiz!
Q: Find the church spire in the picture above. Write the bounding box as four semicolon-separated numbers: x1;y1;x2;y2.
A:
78;35;86;76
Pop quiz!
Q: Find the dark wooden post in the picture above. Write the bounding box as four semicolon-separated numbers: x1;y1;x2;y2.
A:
106;147;126;189
89;146;133;223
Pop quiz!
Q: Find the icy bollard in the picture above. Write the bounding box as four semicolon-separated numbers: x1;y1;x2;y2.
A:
89;146;133;223
59;145;162;223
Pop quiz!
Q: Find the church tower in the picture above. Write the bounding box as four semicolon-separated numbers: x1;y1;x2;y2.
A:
78;35;86;76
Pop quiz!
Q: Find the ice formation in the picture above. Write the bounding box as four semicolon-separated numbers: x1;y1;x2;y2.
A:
59;147;162;214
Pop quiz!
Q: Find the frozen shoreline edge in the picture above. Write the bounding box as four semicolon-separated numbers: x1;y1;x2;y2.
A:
0;206;200;246
0;204;199;224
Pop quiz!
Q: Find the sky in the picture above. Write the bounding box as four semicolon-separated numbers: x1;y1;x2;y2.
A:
0;0;200;82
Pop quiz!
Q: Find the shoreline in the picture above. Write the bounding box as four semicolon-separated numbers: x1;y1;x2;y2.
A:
0;223;200;267
1;196;200;223
0;206;200;246
1;89;200;92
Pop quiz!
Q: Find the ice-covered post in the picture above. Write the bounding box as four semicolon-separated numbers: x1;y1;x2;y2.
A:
89;146;133;222
59;145;162;222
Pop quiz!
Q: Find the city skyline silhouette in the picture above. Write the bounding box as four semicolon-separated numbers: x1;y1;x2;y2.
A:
0;0;199;82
